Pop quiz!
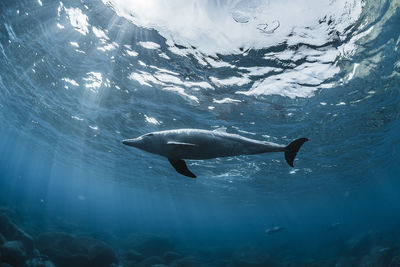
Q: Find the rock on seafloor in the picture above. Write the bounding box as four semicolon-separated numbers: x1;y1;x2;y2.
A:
0;210;119;267
0;233;6;245
122;234;174;257
0;241;27;266
121;249;145;265
26;257;57;267
35;232;118;267
163;251;182;264
170;256;201;267
136;255;165;267
0;214;34;253
3;207;400;266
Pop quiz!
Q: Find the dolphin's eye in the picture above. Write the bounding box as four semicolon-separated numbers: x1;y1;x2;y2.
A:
146;133;154;137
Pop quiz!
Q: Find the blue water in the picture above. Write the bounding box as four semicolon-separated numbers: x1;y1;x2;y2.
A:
0;0;400;266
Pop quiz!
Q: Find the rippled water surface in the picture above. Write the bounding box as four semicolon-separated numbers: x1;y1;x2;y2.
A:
0;0;400;265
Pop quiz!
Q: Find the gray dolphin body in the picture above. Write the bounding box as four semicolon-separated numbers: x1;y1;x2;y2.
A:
122;128;308;178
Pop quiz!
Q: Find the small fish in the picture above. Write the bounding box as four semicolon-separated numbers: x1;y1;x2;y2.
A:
265;226;285;235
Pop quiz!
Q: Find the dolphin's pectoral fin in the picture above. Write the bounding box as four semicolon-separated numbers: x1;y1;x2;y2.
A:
167;141;197;147
213;127;227;133
168;158;196;178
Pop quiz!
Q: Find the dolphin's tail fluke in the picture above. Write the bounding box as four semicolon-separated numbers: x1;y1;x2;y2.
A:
284;138;308;167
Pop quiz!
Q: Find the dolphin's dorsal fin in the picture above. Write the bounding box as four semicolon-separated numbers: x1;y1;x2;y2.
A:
213;127;227;133
168;158;196;178
167;141;197;146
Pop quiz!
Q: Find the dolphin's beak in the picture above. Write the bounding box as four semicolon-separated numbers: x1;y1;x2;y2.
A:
122;139;134;146
123;136;144;148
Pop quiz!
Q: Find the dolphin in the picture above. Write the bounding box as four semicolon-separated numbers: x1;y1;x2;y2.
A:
122;128;308;178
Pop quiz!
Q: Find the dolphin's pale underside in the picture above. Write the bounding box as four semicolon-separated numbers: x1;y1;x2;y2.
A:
122;128;308;178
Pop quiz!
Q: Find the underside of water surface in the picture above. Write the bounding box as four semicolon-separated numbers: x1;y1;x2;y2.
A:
0;0;400;266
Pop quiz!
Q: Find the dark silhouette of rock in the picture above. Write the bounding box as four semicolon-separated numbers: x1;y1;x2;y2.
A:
0;240;27;267
0;233;6;245
89;231;116;243
170;256;200;267
163;251;182;263
27;257;57;267
122;249;145;264
390;255;400;267
123;234;174;257
88;243;119;267
359;246;394;267
0;214;34;252
335;256;358;267
137;256;165;267
231;245;276;267
35;232;118;267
